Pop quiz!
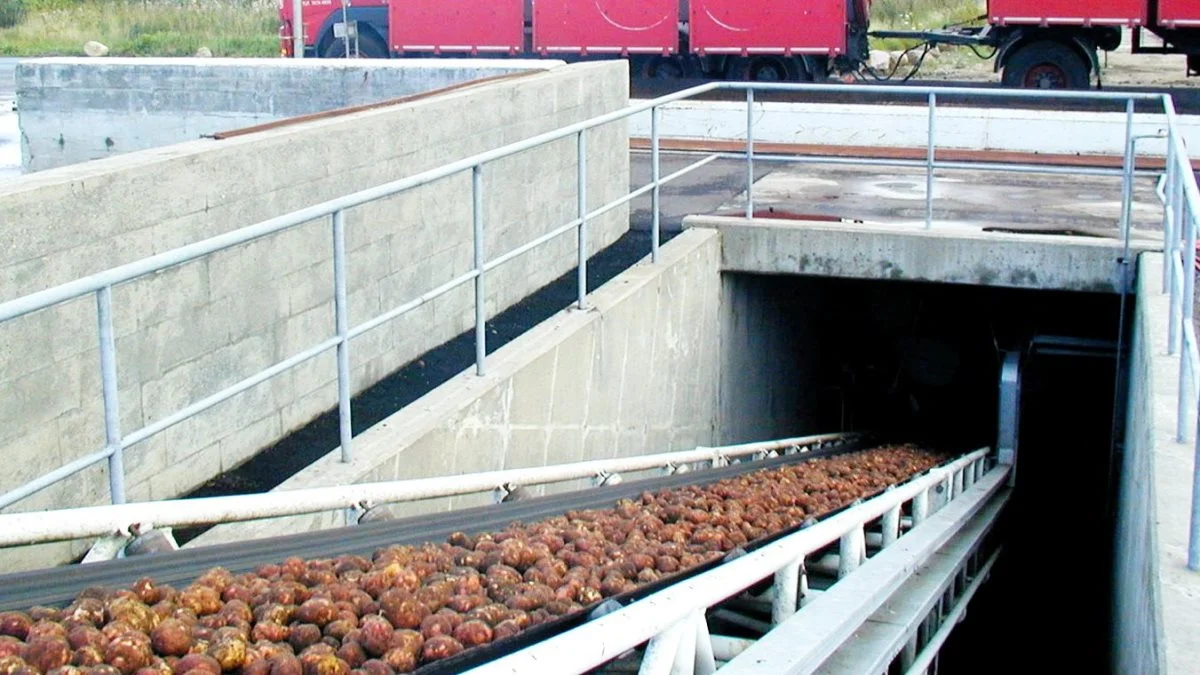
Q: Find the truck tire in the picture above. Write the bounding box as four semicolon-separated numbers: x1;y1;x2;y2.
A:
733;56;796;82
1001;40;1090;89
323;30;388;58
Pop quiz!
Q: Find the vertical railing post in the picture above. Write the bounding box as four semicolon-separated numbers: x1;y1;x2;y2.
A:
1189;409;1200;570
291;0;304;58
331;210;353;462
925;92;937;229
913;489;929;526
772;558;801;625
1179;199;1196;443
473;165;487;376
1164;130;1177;295
651;105;662;264
882;502;901;547
1119;99;1136;245
693;612;717;675
1170;169;1184;355
838;525;865;577
96;286;125;504
577;131;588;311
746;87;755;219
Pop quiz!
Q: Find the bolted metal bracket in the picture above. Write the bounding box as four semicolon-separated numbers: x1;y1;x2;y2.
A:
591;471;623;488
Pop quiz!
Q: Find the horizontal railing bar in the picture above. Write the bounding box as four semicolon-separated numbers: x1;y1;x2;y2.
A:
903;550;1001;675
349;269;480;339
716;80;1165;101
0;446;115;510
723;153;1144;178
484;220;583;274
0;433;854;546
122;336;344;448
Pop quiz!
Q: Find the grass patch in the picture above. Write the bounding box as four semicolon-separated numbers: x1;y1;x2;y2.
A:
869;0;989;70
0;0;280;57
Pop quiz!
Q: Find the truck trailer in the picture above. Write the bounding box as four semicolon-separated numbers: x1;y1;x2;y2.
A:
280;0;1200;88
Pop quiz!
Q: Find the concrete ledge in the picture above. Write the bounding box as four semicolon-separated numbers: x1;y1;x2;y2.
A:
1117;253;1200;673
187;229;723;547
685;215;1158;293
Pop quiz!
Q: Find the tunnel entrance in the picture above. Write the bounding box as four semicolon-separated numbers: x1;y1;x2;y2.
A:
721;273;1127;671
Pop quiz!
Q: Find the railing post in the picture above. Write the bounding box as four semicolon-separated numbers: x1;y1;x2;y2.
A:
838;525;865;577
577;131;588;311
913;489;929;526
1190;408;1200;570
96;286;126;505
331;210;354;463
772;558;801;625
693;612;717;675
1164;130;1177;295
925;92;937;229
291;0;304;58
651;105;662;264
746;87;755;219
882;502;901;547
473;165;487;376
1170;174;1184;355
1180;201;1196;443
1119;99;1136;245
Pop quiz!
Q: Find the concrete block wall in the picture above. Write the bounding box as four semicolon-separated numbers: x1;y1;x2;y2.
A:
0;60;629;570
16;57;561;171
189;228;722;547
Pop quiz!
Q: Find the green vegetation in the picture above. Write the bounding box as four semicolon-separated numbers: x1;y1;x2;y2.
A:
0;0;25;30
870;0;986;51
0;0;279;57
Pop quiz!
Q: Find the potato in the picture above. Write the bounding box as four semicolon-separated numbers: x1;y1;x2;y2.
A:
451;620;492;648
26;638;72;673
171;653;221;675
150;620;192;657
205;637;247;672
287;626;322;652
419;636;462;663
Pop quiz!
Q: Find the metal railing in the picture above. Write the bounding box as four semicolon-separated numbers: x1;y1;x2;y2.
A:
1159;97;1200;571
0;80;1187;529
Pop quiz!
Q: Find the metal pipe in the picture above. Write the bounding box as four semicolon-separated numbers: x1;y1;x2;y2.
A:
1181;204;1197;443
882;503;901;548
709;636;754;662
717;153;1133;178
639;620;686;675
469;451;996;675
1119;99;1136;244
97;287;125;505
903;550;1000;675
673;613;697;675
577;132;588;311
349;270;478;339
331;210;353;463
651;106;661;264
838;525;865;577
693;613;717;675
0;446;115;509
745;88;755;219
925;92;936;229
291;0;304;58
122;336;343;448
1170;169;1185;354
1190;408;1200;570
1165;128;1178;295
473;165;487;376
0;433;853;546
711;609;771;635
912;489;930;526
772;558;801;625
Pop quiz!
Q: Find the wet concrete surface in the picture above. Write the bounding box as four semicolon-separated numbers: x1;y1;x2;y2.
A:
0;58;18;180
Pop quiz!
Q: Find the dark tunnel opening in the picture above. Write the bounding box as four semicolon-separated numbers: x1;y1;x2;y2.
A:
722;274;1126;672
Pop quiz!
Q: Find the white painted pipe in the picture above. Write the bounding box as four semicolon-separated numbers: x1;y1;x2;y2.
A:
639;619;686;675
709;635;755;662
467;450;994;675
693;614;717;675
0;433;852;547
772;558;801;625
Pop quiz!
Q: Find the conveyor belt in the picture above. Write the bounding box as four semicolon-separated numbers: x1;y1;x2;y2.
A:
0;437;966;675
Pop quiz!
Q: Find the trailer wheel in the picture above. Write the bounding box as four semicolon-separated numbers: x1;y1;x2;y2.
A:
1001;41;1089;89
734;56;795;82
322;30;388;58
643;56;686;79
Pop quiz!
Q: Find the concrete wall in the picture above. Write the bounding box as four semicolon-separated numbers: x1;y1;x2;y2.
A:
1113;253;1200;674
189;228;722;547
17;57;561;171
628;100;1200;158
0;61;629;570
686;215;1151;293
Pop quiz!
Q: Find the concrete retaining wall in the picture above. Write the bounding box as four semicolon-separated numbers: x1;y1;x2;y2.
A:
189;228;722;547
1113;253;1199;674
628;100;1200;158
0;61;629;570
16;57;561;171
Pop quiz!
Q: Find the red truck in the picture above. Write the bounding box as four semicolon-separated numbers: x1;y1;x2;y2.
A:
280;0;1200;88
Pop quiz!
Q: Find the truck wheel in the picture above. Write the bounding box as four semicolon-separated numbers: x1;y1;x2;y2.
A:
643;56;685;79
1001;41;1090;89
323;31;388;58
735;56;795;82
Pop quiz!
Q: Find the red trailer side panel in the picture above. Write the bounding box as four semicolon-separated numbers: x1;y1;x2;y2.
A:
689;0;848;56
988;0;1147;26
389;0;523;53
1158;0;1200;27
534;0;678;54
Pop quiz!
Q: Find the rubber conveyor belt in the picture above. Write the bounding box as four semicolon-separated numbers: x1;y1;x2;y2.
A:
0;438;873;612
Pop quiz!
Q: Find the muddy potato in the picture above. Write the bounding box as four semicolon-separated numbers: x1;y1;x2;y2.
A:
48;667;85;675
266;655;301;675
241;660;271;675
451;621;492;648
491;620;521;642
150;620;192;657
25;638;72;673
443;595;486;614
382;632;421;660
322;621;355;643
333;642;365;670
377;649;414;675
205;637;247;672
352;618;391;659
71;646;106;667
0;638;20;659
357;661;392;675
299;653;348;675
378;600;426;632
293;601;336;629
251;623;290;644
83;666;122;675
29;621;69;643
63;601;106;629
419;636;462;663
287;625;322;652
104;632;152;675
416;615;453;641
176;588;221;618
